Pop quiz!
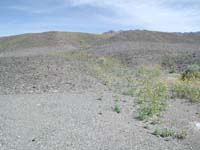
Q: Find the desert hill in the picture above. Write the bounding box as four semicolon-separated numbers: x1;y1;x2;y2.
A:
0;30;200;150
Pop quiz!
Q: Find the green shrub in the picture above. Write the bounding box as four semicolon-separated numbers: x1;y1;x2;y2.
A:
153;128;175;138
153;128;187;139
136;65;161;79
122;88;135;97
136;66;169;120
162;54;200;72
113;95;122;113
181;64;200;81
137;79;169;120
172;81;200;102
114;103;121;113
175;130;187;139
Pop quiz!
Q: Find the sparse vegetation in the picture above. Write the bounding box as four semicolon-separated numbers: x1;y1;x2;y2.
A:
113;95;122;113
136;66;169;120
162;54;200;73
114;103;121;113
171;80;200;102
137;80;169;120
181;64;200;81
161;58;200;103
150;118;163;125
1;30;200;148
175;130;187;139
64;52;200;123
65;51;91;61
153;128;187;139
153;128;175;138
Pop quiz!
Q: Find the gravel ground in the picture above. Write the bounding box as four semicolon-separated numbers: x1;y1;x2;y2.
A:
0;92;189;150
0;52;199;149
0;33;199;149
0;55;104;95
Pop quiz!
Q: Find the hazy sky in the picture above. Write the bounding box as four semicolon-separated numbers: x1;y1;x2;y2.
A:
0;0;200;36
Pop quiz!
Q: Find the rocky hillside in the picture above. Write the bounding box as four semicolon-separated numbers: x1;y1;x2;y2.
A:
0;30;200;65
0;30;200;150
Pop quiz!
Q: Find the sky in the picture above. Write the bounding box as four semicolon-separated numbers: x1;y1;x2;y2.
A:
0;0;200;36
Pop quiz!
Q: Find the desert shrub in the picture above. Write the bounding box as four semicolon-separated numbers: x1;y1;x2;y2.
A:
114;103;121;113
95;56;124;71
65;51;90;61
162;56;178;73
171;80;200;102
153;128;187;139
181;64;200;81
136;65;161;79
65;52;133;93
175;130;187;139
153;128;175;138
162;53;200;72
135;66;169;120
137;76;169;120
122;88;135;97
79;40;91;49
113;95;122;113
88;56;139;94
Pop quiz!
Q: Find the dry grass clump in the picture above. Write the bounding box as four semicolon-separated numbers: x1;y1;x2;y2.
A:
171;80;200;102
170;64;200;102
153;128;175;138
181;64;200;81
153;128;187;139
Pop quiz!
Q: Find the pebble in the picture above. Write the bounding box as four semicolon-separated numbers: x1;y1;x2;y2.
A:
195;122;200;130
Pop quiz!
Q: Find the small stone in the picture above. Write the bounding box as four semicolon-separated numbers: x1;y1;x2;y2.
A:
97;97;102;101
32;139;36;142
98;112;102;115
195;122;200;130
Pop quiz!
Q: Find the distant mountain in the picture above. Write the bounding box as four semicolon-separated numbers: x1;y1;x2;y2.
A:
0;30;200;52
102;30;200;44
183;31;200;36
0;31;110;53
0;30;200;67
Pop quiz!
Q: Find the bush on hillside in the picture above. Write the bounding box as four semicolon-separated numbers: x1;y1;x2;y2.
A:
181;64;200;80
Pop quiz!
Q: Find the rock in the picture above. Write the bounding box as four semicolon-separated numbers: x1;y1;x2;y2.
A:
195;122;200;130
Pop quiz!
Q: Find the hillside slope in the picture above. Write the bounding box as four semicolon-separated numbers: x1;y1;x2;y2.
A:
0;31;110;56
0;30;200;150
89;30;200;66
108;30;200;43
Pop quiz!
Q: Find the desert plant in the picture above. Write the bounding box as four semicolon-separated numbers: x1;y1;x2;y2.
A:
153;128;175;138
181;64;200;81
114;103;121;113
162;53;200;72
122;88;135;97
136;65;161;79
153;128;187;139
135;66;169;120
171;80;200;102
113;95;122;113
175;130;187;139
65;51;91;61
137;79;169;120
